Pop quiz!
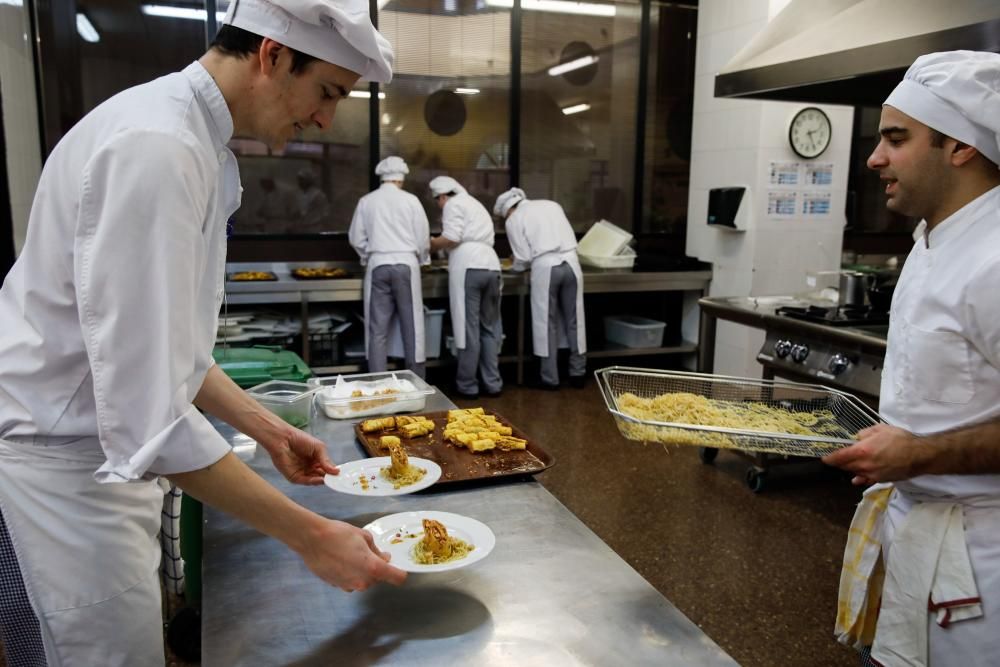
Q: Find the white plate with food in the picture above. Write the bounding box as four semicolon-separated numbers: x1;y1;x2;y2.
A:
324;457;440;496
363;511;495;573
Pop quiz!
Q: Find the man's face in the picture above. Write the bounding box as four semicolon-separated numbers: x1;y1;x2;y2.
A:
435;194;448;210
253;42;361;150
866;105;950;220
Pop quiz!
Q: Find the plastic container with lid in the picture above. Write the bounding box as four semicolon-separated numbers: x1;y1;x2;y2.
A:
246;380;318;429
603;315;666;348
309;370;434;419
577;220;633;257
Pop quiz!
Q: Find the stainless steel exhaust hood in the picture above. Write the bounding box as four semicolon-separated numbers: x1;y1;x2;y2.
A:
714;0;1000;106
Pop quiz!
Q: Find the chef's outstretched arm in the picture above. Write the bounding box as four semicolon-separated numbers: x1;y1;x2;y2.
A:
194;365;338;485
823;420;1000;485
168;452;407;591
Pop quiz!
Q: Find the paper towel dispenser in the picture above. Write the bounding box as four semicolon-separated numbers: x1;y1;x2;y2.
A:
707;187;749;231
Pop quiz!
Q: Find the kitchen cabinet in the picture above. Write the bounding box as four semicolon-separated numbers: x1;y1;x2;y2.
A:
224;262;711;382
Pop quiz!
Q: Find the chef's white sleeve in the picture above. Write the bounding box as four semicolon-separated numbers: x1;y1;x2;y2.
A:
505;217;532;271
348;199;369;265
74;130;232;482
440;199;465;244
414;199;431;265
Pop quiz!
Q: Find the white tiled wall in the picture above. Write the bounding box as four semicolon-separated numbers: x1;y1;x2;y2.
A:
686;0;853;377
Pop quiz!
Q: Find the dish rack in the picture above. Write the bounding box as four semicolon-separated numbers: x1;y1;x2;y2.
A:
595;366;880;458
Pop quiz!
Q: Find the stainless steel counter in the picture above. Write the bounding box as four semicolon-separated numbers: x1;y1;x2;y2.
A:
201;391;738;666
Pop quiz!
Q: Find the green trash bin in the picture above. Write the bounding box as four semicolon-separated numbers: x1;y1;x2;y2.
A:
212;345;312;388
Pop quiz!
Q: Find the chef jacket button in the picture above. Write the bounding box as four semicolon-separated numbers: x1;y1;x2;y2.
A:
217;151;226;164
895;383;903;395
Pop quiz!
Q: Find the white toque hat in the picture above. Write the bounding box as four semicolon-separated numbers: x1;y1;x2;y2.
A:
223;0;394;83
493;187;526;217
429;176;466;197
885;50;1000;166
375;156;409;181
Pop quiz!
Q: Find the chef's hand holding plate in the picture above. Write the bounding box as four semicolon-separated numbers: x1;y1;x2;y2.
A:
298;519;408;591
822;423;927;486
263;425;339;486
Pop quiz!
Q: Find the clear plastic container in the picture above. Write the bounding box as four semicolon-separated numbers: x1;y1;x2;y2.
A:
246;380;318;429
578;220;633;257
603;315;666;348
309;370;434;419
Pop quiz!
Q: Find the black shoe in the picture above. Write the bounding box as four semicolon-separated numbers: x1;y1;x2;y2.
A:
569;375;586;389
452;387;479;400
482;388;503;398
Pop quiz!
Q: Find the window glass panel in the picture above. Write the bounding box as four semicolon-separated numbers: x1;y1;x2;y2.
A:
218;0;371;236
520;0;640;232
378;0;512;229
642;1;696;240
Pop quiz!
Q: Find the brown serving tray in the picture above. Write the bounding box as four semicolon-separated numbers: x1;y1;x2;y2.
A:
353;410;554;485
227;271;278;282
290;268;351;280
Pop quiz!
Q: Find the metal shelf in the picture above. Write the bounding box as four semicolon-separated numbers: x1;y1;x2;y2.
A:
587;341;698;359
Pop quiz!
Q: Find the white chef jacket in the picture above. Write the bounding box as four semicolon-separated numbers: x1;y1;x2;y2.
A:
348;183;430;269
0;61;237;483
442;193;501;349
349;183;430;362
505;199;586;356
876;185;1000;664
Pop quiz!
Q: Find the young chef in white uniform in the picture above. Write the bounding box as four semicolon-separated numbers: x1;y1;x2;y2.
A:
821;51;1000;667
428;176;503;399
494;188;586;389
348;156;431;378
0;2;407;664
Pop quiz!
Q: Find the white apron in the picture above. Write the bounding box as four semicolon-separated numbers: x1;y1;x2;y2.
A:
0;438;166;666
448;242;501;350
363;252;425;364
529;251;586;357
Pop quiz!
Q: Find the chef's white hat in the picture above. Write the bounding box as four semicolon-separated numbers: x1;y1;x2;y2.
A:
222;0;394;83
375;156;409;181
429;176;466;197
885;50;1000;166
493;188;526;217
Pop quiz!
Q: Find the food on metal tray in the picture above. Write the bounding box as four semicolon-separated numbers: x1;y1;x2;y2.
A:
229;270;277;281
411;519;474;565
400;420;435;438
379;439;426;489
616;391;845;447
350;388;400;412
291;267;349;279
443;408;517;453
361;416;397;433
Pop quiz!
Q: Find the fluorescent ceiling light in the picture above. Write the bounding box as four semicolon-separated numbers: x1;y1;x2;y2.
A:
561;102;590;115
76;13;100;43
0;0;24;6
485;0;616;17
455;87;480;95
349;90;387;99
548;54;599;76
141;5;227;21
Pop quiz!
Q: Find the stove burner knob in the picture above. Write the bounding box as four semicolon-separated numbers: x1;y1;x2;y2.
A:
774;339;792;358
829;354;851;375
791;344;810;363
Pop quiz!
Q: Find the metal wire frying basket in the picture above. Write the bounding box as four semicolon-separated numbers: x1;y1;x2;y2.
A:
595;366;881;458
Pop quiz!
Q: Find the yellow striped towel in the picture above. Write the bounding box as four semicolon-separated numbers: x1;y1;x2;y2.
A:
835;483;894;650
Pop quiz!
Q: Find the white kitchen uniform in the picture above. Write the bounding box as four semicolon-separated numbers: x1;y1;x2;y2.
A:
349;183;431;365
442;192;501;349
872;186;1000;666
0;61;238;665
505;199;586;358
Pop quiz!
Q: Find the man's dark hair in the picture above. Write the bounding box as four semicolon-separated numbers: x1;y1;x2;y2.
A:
929;128;947;148
210;25;318;74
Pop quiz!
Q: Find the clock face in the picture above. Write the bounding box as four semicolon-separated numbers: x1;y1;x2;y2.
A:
789;107;831;159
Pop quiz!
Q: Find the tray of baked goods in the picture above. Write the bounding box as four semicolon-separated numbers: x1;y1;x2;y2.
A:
354;407;554;485
228;270;278;282
290;266;351;280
